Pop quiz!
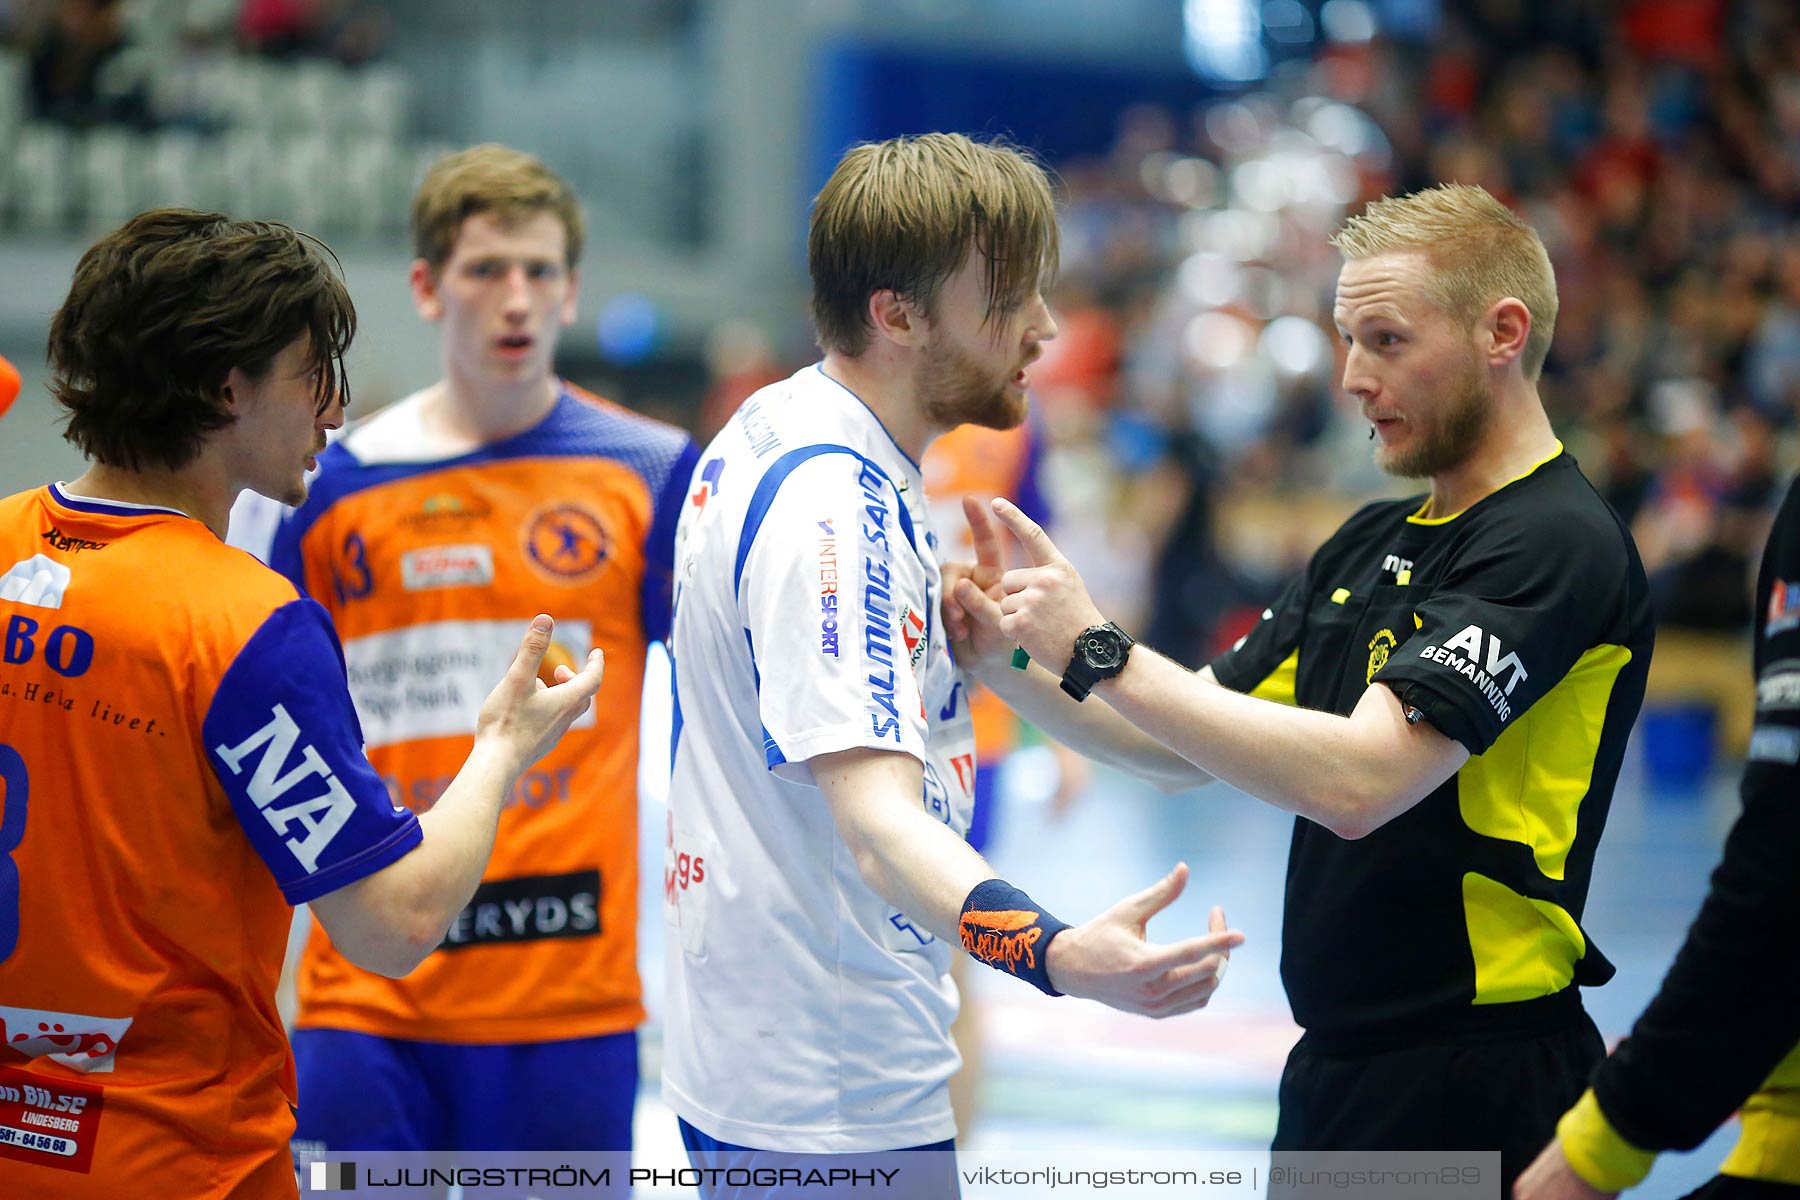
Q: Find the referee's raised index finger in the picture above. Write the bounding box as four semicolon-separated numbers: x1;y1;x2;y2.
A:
990;496;1061;565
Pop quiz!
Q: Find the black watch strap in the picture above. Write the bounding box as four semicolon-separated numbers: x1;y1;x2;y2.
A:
1060;622;1135;702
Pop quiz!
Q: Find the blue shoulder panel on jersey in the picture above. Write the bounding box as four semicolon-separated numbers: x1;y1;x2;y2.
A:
731;443;918;599
202;598;422;904
274;388;694;595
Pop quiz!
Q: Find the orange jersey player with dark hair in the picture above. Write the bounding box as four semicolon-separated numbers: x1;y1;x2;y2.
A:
0;486;418;1196
0;210;601;1200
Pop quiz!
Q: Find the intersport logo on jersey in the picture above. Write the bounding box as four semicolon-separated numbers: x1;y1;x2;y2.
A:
817;519;840;658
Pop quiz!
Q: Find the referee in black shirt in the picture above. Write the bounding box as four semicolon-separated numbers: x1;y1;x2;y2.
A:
1517;476;1800;1199
945;183;1653;1195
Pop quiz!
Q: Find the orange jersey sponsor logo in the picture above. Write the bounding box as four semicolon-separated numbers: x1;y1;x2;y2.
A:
0;1005;131;1074
522;502;611;584
0;1062;108;1175
400;543;494;591
959;908;1045;973
404;491;493;530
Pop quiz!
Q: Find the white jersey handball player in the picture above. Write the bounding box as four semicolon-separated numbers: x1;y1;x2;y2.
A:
659;133;1242;1200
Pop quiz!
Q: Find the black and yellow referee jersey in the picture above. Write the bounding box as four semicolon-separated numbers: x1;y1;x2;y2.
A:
1566;474;1800;1189
1209;444;1653;1043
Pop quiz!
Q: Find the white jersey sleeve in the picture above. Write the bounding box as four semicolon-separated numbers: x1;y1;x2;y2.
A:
740;450;932;783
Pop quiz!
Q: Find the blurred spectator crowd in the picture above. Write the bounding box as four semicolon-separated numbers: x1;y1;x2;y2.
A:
699;4;1800;683
1;0;438;237
987;0;1799;667
9;0;391;129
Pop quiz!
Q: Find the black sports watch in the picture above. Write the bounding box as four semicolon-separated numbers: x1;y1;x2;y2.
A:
1060;622;1135;702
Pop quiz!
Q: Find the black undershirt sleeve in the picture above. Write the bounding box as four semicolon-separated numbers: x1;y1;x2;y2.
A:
1593;478;1800;1151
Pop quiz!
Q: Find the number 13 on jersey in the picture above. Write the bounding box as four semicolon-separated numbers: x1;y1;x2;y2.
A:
0;744;28;964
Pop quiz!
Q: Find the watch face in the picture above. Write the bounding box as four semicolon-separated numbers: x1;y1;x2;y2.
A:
1079;629;1125;670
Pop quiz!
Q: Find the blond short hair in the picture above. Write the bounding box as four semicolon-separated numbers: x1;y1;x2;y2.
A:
411;144;585;270
1332;183;1558;379
809;133;1059;356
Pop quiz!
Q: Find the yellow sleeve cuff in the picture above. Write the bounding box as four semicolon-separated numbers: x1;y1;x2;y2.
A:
1557;1089;1657;1192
